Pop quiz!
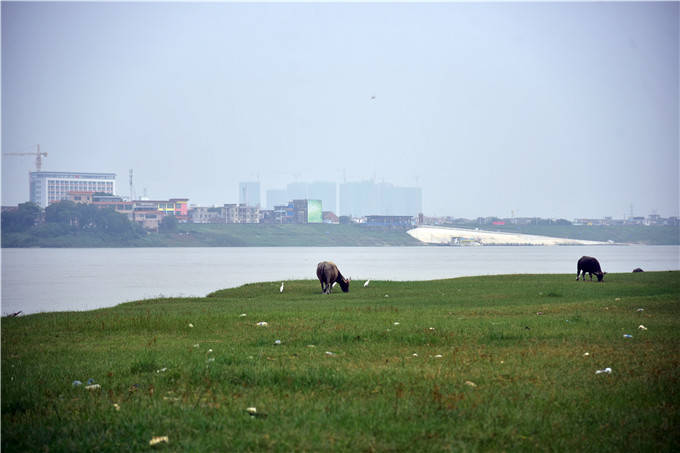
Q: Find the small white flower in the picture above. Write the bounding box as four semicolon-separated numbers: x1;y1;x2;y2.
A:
429;327;435;331
156;367;168;373
325;351;335;356
188;323;194;328
412;353;418;357
465;381;477;387
239;313;247;317
434;354;443;358
393;322;400;326
583;352;590;357
207;349;213;354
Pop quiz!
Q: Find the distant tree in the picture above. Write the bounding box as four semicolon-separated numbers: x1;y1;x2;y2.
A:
1;202;42;232
159;215;179;233
76;203;99;230
45;200;79;225
95;208;134;236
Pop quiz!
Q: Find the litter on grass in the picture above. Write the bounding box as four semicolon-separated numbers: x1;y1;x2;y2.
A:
72;380;82;387
149;436;169;446
636;308;645;312
595;367;612;374
623;334;633;338
85;384;101;390
325;351;335;356
465;381;477;387
188;323;194;328
583;352;590;357
638;325;648;330
156;368;168;373
256;322;269;327
239;313;247;317
274;340;282;345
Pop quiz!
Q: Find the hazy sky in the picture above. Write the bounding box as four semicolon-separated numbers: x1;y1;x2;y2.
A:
2;1;678;219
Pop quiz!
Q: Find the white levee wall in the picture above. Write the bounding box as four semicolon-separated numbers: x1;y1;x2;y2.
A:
407;226;609;246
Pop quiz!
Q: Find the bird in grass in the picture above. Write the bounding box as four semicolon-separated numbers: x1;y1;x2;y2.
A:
280;282;284;293
364;280;370;287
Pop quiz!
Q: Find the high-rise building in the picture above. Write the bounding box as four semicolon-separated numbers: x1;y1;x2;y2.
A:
29;171;116;208
266;189;288;210
339;180;421;217
286;182;308;200
239;182;260;208
308;181;337;215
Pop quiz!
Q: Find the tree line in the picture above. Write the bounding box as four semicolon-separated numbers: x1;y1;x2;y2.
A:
1;201;181;238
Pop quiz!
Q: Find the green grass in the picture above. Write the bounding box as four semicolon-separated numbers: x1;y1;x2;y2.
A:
1;223;422;247
3;272;679;452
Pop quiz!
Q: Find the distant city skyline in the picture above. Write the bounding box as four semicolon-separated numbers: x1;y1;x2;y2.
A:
2;2;678;219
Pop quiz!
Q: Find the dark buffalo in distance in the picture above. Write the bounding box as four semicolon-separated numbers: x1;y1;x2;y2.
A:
577;256;606;282
633;268;644;273
316;261;350;294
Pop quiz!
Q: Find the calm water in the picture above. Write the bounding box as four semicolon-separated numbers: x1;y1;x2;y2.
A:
2;246;678;315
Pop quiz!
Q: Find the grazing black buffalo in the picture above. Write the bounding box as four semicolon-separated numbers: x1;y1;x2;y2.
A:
633;268;644;273
576;256;606;282
316;261;350;294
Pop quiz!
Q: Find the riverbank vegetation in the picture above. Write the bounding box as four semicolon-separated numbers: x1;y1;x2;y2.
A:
3;272;679;451
2;202;678;246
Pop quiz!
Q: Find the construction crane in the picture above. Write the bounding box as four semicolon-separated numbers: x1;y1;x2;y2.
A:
3;144;48;171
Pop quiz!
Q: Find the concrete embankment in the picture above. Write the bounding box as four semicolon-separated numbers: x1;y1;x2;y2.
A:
407;226;610;246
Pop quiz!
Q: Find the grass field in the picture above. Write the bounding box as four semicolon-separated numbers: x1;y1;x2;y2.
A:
2;272;679;452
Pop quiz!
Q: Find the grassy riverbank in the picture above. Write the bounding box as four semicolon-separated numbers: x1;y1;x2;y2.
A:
1;223;421;247
3;272;679;451
2;223;678;247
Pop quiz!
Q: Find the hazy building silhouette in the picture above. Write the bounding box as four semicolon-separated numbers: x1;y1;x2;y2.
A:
339;180;421;217
266;189;288;210
239;181;260;208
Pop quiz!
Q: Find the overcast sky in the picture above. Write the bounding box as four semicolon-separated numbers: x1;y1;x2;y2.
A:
2;1;678;219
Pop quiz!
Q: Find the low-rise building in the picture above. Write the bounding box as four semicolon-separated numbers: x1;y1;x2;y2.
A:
224;204;260;224
190;206;226;224
365;215;414;226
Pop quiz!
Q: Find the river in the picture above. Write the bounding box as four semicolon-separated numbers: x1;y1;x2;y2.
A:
2;246;678;315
